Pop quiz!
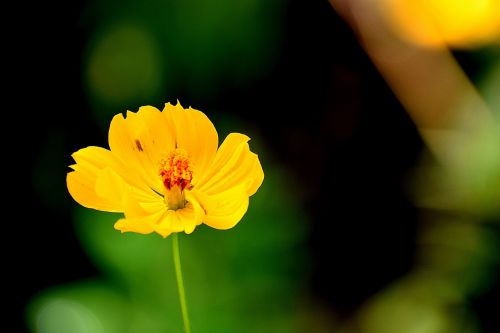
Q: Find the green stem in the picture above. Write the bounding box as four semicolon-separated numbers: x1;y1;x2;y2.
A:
172;232;191;333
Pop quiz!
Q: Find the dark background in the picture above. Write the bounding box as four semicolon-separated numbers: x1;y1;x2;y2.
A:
10;0;498;332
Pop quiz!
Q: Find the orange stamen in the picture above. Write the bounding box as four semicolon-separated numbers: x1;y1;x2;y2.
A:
159;149;193;191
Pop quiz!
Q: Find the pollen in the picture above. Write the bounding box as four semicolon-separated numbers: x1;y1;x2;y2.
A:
159;149;194;191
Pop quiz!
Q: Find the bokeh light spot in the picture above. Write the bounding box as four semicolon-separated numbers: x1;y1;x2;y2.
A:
36;299;106;333
86;22;163;107
379;0;500;48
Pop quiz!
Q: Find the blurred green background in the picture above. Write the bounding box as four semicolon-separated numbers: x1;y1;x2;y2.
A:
12;0;500;332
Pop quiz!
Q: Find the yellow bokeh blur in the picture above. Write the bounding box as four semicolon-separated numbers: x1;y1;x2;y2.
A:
379;0;500;48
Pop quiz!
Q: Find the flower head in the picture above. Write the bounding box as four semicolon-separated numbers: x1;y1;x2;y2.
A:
67;102;264;237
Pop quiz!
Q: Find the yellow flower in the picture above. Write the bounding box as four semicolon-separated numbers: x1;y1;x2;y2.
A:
67;102;264;237
378;0;500;48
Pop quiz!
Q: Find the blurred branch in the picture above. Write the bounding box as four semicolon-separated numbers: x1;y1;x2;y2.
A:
329;1;500;332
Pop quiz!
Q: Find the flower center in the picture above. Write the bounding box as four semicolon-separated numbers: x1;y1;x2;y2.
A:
159;149;193;210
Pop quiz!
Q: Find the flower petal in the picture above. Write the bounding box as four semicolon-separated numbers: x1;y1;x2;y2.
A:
114;192;166;235
162;102;218;179
155;197;205;236
94;167;128;209
192;185;249;230
196;133;264;196
114;211;162;235
67;146;122;212
108;105;176;194
246;153;264;196
121;185;164;218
